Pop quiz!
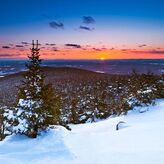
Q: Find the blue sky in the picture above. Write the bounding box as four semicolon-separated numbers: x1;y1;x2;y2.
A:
0;0;164;43
0;0;164;59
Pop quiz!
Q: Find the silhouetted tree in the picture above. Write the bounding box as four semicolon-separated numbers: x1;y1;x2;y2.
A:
15;40;61;138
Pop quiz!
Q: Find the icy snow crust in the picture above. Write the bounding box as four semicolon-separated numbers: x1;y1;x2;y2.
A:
0;99;164;164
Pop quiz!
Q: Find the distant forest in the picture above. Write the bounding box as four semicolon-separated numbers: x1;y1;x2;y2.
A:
0;67;164;124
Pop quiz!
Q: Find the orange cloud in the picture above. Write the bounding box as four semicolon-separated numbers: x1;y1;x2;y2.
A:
0;46;164;59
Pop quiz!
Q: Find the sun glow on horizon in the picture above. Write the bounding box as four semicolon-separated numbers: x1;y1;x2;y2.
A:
1;46;164;59
100;57;105;60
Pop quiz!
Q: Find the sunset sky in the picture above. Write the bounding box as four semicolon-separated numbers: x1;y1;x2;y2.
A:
0;0;164;59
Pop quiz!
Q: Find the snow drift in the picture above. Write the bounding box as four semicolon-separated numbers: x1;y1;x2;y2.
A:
0;99;164;164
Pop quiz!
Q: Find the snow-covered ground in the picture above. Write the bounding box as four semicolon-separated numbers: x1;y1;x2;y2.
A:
0;99;164;164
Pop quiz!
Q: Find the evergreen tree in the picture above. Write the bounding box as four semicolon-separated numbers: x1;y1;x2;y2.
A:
0;107;7;141
15;40;61;138
0;106;14;141
129;70;157;106
70;98;79;124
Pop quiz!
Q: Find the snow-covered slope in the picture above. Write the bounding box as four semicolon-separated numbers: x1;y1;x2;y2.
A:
0;99;164;164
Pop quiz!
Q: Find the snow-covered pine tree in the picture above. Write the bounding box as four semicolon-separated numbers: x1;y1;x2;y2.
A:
0;106;14;141
0;107;8;141
15;40;61;138
128;70;157;107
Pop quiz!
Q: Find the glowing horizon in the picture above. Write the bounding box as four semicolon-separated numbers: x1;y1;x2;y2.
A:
0;43;164;60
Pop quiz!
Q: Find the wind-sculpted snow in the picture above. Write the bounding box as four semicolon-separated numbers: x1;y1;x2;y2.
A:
0;99;164;164
0;126;73;164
